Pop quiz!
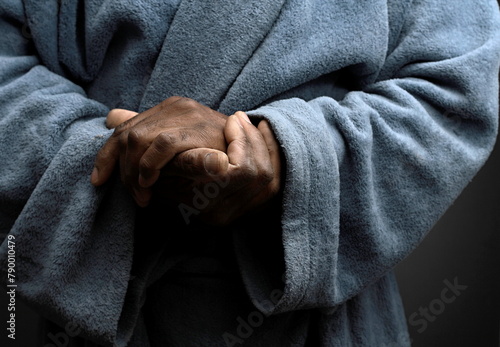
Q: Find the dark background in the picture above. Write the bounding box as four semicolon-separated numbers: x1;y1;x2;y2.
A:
395;133;500;347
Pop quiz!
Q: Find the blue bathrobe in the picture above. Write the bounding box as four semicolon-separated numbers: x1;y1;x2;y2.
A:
1;0;499;346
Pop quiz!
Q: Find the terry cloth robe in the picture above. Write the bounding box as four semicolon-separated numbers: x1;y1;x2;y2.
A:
1;0;500;346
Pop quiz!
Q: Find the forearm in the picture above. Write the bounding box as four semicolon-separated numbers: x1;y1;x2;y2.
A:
0;4;137;345
235;0;500;314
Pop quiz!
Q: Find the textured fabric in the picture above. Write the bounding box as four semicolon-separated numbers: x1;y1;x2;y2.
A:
0;0;499;346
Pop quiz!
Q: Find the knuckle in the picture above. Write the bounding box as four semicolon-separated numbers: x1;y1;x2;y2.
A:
178;96;193;104
267;179;281;197
155;132;175;149
113;121;129;135
161;96;181;108
260;166;274;184
127;129;142;146
239;165;258;181
118;132;129;147
178;97;198;109
233;138;250;153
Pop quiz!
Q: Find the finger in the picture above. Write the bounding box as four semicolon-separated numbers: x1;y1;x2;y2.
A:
91;134;121;186
224;112;251;167
123;129;153;207
257;120;281;192
92;112;143;186
162;148;229;179
117;133;151;207
136;132;178;188
137;130;204;188
106;109;138;129
226;112;272;176
91;97;184;186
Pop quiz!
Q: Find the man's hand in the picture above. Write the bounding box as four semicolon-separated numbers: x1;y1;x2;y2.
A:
92;101;282;224
158;112;282;226
91;96;228;207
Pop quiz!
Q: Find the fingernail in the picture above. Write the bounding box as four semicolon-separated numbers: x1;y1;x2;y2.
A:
236;111;252;124
90;167;99;184
233;114;243;128
204;152;220;175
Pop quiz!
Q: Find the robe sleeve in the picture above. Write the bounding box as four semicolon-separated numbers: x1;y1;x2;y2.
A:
0;1;136;345
234;0;500;315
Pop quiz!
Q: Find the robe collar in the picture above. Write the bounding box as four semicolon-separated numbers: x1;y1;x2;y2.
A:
139;0;287;113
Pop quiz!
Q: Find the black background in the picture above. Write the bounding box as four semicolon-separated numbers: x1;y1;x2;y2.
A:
395;131;500;346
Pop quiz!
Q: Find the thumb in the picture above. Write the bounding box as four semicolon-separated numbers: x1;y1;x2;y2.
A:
162;148;229;179
106;109;138;129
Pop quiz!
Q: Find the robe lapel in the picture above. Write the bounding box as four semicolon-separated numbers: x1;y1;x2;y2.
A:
139;0;286;113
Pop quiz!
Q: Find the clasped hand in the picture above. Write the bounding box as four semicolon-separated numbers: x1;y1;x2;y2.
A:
91;96;281;225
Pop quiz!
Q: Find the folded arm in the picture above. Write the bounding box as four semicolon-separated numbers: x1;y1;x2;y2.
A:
0;2;137;345
234;0;500;315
